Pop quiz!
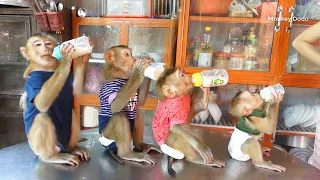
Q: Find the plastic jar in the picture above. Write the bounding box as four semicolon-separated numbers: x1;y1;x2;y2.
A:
229;53;244;70
214;52;230;69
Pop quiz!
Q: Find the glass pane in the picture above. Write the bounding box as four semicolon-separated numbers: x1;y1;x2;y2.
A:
129;27;170;98
286;24;320;74
79;25;120;94
278;87;318;132
186;0;278;71
79;25;120;53
0;16;30;64
84;59;104;94
295;0;320;20
191;84;266;127
0;64;27;95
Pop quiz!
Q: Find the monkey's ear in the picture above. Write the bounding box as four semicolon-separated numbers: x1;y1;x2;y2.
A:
242;107;252;116
104;50;114;63
163;86;176;98
20;47;29;60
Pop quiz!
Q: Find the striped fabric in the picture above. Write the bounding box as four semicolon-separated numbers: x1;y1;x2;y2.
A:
98;79;138;121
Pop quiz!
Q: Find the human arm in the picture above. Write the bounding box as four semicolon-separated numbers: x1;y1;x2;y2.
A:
292;21;320;66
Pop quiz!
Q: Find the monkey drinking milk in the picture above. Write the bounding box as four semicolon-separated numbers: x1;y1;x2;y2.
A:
228;90;286;172
98;45;161;165
19;34;93;165
153;68;225;176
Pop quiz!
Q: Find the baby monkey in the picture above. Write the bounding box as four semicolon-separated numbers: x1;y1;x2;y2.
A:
228;90;286;172
153;68;225;176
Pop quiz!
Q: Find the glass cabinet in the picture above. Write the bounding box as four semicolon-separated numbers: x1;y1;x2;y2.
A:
176;0;320;146
71;9;177;126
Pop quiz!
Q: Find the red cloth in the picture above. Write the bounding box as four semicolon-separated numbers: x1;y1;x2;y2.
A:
152;94;190;145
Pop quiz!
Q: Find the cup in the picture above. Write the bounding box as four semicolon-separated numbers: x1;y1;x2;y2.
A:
260;83;285;102
144;63;165;81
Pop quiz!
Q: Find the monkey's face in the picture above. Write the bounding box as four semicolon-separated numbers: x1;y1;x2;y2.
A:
164;69;193;98
240;90;264;109
113;48;136;75
22;36;58;67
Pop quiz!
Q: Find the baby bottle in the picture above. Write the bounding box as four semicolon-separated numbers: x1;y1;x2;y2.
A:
192;69;229;87
52;35;93;60
260;84;285;102
144;63;165;81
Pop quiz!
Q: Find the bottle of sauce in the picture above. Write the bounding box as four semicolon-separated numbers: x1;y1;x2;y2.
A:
192;69;228;87
198;27;213;67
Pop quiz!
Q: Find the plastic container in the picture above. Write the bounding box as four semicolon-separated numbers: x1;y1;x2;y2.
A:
103;0;152;18
52;36;93;60
34;12;50;32
144;63;165;81
192;69;228;87
214;52;230;69
260;84;285;102
229;53;244;70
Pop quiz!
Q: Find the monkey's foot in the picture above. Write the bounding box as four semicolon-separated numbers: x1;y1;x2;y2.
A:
262;147;271;156
197;143;214;164
136;143;162;154
189;157;226;168
99;134;115;147
42;153;80;166
120;152;156;165
254;161;286;172
71;146;90;161
160;144;184;159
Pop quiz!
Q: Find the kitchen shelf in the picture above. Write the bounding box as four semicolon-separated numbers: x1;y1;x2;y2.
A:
189;16;274;24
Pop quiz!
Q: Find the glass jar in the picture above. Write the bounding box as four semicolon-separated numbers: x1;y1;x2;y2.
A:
244;57;258;70
214;52;230;69
229;53;244;70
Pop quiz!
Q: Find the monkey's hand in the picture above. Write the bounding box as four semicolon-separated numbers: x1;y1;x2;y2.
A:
270;92;283;105
60;43;75;64
209;159;226;168
140;143;162;154
71;146;90;161
262;147;271;156
254;161;286;172
196;143;214;164
133;59;151;79
42;153;80;166
121;152;156;165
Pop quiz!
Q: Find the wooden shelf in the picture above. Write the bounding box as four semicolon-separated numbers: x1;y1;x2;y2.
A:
293;20;319;26
279;73;320;88
189;16;274;24
73;16;177;28
183;68;274;85
76;94;158;110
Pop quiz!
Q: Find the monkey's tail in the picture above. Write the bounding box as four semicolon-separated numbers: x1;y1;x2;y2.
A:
19;91;27;114
167;156;176;177
108;149;124;165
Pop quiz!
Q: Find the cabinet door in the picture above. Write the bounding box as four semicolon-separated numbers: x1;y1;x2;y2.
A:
182;0;280;72
0;15;31;95
128;27;172;98
285;1;320;75
78;25;120;94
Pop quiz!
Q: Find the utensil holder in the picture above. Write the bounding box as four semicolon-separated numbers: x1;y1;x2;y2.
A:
47;12;64;32
34;12;50;32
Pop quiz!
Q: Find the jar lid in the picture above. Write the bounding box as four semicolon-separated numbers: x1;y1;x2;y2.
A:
230;53;244;58
216;52;230;57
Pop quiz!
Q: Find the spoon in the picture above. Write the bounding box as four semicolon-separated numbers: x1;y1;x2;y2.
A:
57;3;63;12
